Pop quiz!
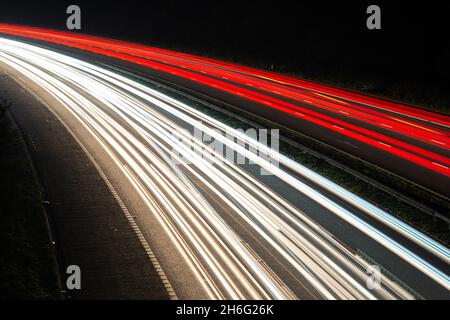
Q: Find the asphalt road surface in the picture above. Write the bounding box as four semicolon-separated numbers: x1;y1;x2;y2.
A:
0;36;448;299
0;70;170;299
0;24;448;198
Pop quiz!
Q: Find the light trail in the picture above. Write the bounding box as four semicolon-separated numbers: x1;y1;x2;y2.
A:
1;23;449;140
0;24;448;181
0;25;450;165
0;24;448;126
0;37;449;299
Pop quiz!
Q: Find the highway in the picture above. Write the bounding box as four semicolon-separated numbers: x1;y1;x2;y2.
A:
0;24;449;198
0;36;449;299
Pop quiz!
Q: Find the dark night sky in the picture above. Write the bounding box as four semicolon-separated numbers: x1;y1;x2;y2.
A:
1;1;449;108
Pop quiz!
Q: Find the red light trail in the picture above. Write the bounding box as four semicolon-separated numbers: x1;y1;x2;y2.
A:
0;24;448;178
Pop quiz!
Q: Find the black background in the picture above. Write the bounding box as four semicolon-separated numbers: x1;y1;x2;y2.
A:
1;1;449;110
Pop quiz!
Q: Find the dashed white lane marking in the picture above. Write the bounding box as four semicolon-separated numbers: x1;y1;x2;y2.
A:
377;141;392;148
332;125;345;130
8;72;178;300
432;162;449;170
98;170;179;300
431;139;446;146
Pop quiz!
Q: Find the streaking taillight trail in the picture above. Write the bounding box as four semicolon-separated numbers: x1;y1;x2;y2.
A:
0;24;448;180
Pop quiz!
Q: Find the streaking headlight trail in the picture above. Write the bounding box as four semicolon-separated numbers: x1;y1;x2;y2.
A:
0;37;448;300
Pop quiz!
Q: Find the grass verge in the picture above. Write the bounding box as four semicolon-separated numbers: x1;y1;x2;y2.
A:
0;109;62;299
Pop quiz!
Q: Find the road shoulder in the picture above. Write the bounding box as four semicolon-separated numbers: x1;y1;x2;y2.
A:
0;68;170;299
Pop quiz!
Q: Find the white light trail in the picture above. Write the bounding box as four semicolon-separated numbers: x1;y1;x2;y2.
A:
0;37;448;300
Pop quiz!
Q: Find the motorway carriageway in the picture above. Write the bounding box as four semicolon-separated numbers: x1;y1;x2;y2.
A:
0;37;449;299
0;24;449;198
